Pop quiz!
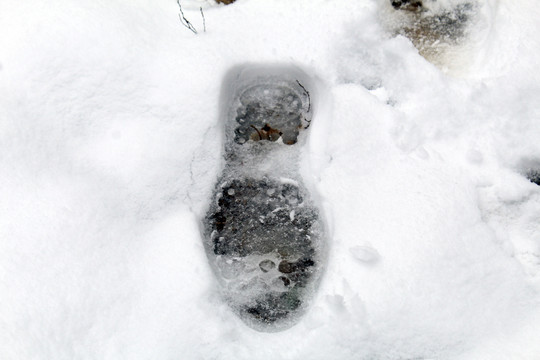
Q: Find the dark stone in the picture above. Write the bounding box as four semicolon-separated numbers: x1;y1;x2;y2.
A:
278;260;294;274
280;276;291;287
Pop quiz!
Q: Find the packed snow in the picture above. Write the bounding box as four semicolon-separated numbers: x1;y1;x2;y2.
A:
1;0;540;359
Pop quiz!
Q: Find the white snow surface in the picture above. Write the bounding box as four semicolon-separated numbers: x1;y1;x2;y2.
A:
1;0;540;358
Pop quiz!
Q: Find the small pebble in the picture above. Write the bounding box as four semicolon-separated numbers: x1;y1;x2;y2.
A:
259;259;276;272
349;246;380;263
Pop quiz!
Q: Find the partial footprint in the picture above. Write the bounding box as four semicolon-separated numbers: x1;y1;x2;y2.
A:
380;0;491;72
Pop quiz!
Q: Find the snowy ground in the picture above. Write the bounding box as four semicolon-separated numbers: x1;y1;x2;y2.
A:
1;0;540;358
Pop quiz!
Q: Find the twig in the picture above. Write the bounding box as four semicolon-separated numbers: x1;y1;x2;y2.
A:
200;7;206;33
250;125;263;140
177;0;198;34
296;80;311;113
296;80;312;129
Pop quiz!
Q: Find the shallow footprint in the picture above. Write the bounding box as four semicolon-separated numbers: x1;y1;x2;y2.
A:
202;65;326;332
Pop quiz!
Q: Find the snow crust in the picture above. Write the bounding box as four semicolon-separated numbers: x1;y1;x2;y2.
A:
1;0;540;358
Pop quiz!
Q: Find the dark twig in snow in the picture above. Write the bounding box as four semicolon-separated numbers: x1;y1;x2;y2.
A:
177;0;198;34
250;125;263;140
296;80;311;113
296;80;312;129
200;7;206;33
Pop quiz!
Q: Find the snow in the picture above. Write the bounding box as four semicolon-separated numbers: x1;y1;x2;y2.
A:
1;0;540;358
